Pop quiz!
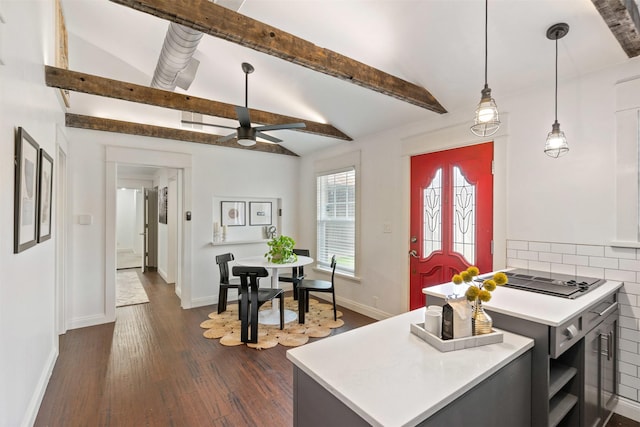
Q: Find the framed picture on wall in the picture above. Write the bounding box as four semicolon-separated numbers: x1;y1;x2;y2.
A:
14;127;40;253
37;148;53;242
221;201;246;226
249;202;272;226
159;186;168;224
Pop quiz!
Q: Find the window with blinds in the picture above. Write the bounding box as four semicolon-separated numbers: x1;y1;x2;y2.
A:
316;168;356;275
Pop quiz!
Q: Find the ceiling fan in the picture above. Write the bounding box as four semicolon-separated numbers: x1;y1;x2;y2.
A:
182;62;306;146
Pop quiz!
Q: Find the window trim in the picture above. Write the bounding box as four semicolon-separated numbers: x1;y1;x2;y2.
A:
314;151;361;278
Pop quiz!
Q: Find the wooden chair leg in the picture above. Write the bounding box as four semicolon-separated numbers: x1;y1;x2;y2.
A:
279;295;284;329
298;290;306;324
218;287;228;314
249;293;259;343
332;289;337;321
239;292;249;343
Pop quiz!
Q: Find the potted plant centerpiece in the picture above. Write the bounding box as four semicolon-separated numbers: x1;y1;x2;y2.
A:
265;235;298;264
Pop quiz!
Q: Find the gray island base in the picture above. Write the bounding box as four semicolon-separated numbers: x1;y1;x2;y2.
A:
287;309;534;427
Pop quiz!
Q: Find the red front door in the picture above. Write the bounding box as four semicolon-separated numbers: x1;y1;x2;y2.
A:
409;142;494;309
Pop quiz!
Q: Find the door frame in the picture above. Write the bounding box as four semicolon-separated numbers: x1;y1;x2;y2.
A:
105;147;193;323
55;129;68;335
400;117;508;311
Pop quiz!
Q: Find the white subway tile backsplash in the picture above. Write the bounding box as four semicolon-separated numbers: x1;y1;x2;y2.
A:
620;339;639;355
619;362;639;379
620;315;640;330
562;254;589;266
577;245;605;257
621;304;640;319
551;263;576;275
621;326;640;343
507;258;529;269
619;292;638;307
507;249;518;259
605;246;637;259
605;269;637;283
618;384;638;401
517;250;538;261
620;350;640;366
576;266;605;279
621;259;640;272
529;242;551;252
529;261;551;272
539;252;563;263
626;282;640;296
589;256;619;269
551;243;577;254
507;240;528;250
621;373;640;390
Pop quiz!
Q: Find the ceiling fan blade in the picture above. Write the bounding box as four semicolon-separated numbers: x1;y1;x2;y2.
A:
216;133;237;143
235;106;251;128
254;122;306;132
256;131;282;143
181;120;236;130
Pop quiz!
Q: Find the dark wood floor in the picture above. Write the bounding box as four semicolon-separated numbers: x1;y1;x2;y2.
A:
34;270;376;427
35;270;639;427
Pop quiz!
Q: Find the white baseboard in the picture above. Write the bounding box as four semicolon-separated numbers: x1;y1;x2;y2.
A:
68;313;113;330
309;294;391;321
615;396;640;422
21;346;58;427
158;267;168;282
190;296;217;308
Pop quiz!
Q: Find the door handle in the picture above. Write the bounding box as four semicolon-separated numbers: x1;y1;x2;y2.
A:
409;250;419;259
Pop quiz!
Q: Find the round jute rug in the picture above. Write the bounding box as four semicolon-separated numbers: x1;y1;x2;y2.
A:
201;296;344;349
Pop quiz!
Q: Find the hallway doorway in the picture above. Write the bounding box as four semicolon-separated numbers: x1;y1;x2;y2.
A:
105;146;193;324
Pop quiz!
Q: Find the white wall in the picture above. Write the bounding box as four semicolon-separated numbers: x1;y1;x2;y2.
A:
66;129;299;322
0;2;66;426
116;188;137;251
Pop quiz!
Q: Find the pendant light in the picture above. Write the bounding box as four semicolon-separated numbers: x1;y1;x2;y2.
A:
544;23;570;158
471;0;500;137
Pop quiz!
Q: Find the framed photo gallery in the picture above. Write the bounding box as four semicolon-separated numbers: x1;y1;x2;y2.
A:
220;201;273;226
14;127;54;253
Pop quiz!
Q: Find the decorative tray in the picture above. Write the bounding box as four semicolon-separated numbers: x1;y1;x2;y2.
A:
410;322;504;352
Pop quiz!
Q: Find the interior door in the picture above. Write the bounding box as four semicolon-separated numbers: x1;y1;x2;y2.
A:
409;142;494;309
144;187;158;272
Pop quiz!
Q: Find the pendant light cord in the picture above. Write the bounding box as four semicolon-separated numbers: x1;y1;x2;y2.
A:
484;0;488;86
554;35;558;122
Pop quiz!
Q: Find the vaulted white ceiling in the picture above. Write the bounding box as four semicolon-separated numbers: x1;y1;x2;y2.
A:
60;0;629;156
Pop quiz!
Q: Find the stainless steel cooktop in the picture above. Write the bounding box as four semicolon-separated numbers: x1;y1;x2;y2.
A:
500;268;605;299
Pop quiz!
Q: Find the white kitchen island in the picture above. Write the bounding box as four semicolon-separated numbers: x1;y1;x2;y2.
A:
286;308;534;427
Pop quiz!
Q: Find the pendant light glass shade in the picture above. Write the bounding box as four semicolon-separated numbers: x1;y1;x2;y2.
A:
545;23;569;158
544;121;568;158
471;84;500;137
471;0;500;137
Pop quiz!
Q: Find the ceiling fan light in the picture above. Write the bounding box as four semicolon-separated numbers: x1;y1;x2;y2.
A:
237;138;256;147
544;121;569;158
471;86;500;137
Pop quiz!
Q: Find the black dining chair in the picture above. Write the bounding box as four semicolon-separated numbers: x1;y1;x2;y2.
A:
215;253;241;314
278;248;310;300
297;255;337;323
232;266;285;343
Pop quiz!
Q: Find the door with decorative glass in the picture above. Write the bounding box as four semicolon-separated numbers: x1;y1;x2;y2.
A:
409;142;494;310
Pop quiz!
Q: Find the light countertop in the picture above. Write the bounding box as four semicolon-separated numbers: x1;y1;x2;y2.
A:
286;309;533;427
423;279;623;327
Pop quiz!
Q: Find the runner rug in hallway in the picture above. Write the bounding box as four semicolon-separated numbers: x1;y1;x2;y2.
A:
116;270;150;307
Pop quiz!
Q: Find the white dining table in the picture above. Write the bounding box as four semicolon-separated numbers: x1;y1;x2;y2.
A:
234;255;314;325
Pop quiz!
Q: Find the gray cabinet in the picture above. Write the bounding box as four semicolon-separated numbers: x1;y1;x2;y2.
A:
584;309;617;427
